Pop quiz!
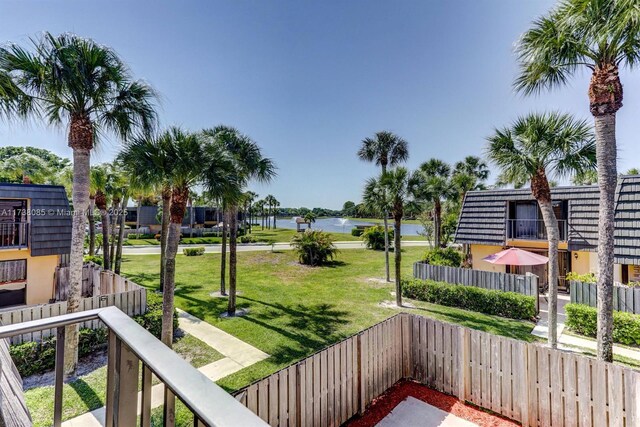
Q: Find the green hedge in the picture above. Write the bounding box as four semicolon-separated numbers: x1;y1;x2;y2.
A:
423;247;462;267
401;278;536;320
351;227;364;237
183;247;205;256
565;303;640;347
10;291;177;377
10;328;108;377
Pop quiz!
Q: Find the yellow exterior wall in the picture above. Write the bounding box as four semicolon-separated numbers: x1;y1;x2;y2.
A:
0;249;58;305
470;244;506;273
570;250;623;282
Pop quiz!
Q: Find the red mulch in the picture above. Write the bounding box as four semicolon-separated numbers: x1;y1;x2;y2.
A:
345;380;520;427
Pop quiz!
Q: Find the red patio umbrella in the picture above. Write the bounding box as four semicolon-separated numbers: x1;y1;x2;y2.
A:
482;247;548;265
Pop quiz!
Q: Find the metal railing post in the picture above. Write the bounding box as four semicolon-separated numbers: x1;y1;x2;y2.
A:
53;326;65;427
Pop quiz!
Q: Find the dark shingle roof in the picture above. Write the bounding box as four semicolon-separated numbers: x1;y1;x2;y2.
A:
0;183;71;257
454;176;640;264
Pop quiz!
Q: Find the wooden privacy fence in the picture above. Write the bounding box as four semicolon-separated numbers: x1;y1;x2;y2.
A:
413;262;539;297
235;313;640;427
54;262;139;300
0;265;147;345
570;280;640;314
0;338;30;426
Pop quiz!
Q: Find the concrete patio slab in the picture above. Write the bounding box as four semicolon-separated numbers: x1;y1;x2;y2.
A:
376;396;478;427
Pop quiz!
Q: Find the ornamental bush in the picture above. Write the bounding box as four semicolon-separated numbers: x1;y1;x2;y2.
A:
351;227;364;237
401;278;536;320
183;247;205;256
423;247;462;267
565;303;640;347
362;225;393;251
291;229;338;266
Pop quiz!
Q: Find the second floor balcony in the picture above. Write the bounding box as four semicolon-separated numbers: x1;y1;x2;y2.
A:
0;221;29;249
506;218;567;242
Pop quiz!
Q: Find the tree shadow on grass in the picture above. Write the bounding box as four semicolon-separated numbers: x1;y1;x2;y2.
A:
68;378;103;412
411;304;536;342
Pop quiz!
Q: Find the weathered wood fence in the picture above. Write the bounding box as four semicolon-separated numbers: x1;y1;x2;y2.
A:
54;262;138;300
0;265;147;344
235;313;640;427
0;338;30;426
413;262;539;297
570;280;640;314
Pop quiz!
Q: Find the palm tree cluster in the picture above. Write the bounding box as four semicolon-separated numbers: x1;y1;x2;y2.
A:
0;33;276;373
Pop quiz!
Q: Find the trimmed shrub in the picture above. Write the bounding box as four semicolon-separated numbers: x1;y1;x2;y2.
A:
423;247;462;267
566;272;597;283
565;303;640;346
351;227;364;237
183;247;205;256
10;328;108;377
128;233;155;239
202;232;218;238
240;235;256;244
291;229;338;266
83;255;103;266
362;225;393;251
133;292;177;340
401;278;536;320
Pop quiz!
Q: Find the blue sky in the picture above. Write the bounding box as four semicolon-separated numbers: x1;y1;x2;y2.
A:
2;0;640;209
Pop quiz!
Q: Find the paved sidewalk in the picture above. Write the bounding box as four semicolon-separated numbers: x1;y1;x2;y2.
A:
532;293;640;361
63;310;268;426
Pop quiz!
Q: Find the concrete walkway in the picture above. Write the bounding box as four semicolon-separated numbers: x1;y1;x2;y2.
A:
532;293;640;361
62;310;268;427
123;240;429;255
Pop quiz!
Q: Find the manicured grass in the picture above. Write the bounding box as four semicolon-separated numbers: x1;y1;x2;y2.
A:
121;247;536;393
124;228;363;246
25;334;223;427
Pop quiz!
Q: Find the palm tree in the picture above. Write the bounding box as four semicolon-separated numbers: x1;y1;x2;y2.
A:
92;165;113;269
358;131;409;283
119;131;175;301
514;0;640;362
486;112;596;349
365;167;414;306
303;212;317;228
413;159;456;248
88;167;102;257
272;198;280;229
452;156;490;202
244;191;258;234
0;32;157;374
203;126;276;316
255;199;266;229
265;195;276;229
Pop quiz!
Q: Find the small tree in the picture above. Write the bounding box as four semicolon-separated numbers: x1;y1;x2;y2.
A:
291;230;338;266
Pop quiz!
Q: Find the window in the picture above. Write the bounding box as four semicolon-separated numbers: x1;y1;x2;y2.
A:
0;259;27;283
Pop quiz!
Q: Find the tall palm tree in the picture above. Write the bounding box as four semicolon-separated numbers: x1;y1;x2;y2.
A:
452;156;490;202
255;199;266;229
244;191;258;234
365;167;414;307
514;0;640;362
272;198;280;229
92;165;113;269
0;32;157;374
119;131;175;297
265;195;276;229
486;112;596;349
203;126;276;316
358;131;409;282
413;159;456;248
88;167;102;257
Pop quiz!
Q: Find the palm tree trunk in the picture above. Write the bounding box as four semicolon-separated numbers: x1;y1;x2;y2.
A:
100;209;111;270
249;202;252;234
274;208;277;229
114;193;128;274
109;203;117;270
220;202;228;295
383;215;390;282
88;198;95;256
162;187;188;347
228;204;238;316
594;113;617;362
64;146;91;377
394;213;402;307
135;197;141;236
539;199;559;349
434;203;441;248
160;187;171;292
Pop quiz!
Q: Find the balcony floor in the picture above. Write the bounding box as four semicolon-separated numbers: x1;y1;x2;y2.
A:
346;380;518;427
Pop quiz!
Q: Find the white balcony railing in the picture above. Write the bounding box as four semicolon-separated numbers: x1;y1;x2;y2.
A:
0;307;268;427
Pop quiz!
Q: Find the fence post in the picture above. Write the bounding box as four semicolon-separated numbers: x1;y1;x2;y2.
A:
456;327;468;401
357;333;365;415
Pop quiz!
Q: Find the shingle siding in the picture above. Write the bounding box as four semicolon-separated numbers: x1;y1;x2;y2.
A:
454;176;640;264
0;183;72;257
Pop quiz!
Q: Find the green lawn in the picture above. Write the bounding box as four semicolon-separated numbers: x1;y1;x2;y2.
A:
24;334;223;427
120;247;536;392
125;227;363;246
